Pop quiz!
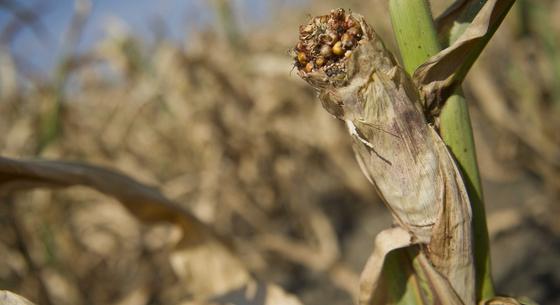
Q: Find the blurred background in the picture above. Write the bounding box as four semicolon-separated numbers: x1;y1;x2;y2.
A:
0;0;559;304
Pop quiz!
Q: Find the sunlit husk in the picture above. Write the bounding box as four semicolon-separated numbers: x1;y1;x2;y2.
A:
296;11;475;305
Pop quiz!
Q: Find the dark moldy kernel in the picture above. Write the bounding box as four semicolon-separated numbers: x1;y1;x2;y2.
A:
293;9;364;74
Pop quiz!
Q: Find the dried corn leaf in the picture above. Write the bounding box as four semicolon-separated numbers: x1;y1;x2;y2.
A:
0;156;213;246
0;156;303;305
413;0;515;115
293;9;474;305
435;0;484;47
0;291;36;305
480;296;539;305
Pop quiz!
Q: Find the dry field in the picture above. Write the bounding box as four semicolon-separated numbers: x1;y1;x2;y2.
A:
0;0;559;304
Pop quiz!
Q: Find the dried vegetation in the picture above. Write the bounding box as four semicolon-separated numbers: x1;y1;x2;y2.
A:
0;0;559;304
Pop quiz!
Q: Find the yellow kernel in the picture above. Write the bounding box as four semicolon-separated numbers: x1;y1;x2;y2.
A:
305;62;314;72
332;41;344;56
297;52;307;64
315;57;326;67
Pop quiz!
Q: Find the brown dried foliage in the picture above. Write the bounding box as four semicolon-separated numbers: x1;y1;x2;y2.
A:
0;1;559;305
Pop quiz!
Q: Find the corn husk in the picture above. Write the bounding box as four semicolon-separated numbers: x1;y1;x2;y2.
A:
295;10;474;305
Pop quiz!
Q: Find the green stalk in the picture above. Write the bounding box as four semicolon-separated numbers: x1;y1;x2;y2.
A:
388;0;441;73
388;0;494;301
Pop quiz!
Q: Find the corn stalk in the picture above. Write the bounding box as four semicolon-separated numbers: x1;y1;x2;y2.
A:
388;0;494;300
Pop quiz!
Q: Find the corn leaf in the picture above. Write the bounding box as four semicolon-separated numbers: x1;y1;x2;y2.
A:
413;0;515;115
435;0;487;47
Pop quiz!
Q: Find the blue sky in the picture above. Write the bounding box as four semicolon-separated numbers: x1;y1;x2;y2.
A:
0;0;307;74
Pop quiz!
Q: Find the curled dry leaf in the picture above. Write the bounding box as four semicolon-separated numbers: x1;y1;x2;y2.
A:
358;227;416;304
293;9;474;305
0;156;303;305
413;0;516;116
435;0;482;46
0;156;214;246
